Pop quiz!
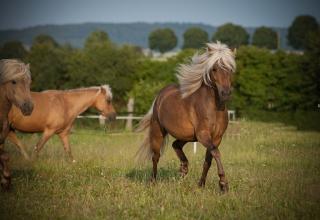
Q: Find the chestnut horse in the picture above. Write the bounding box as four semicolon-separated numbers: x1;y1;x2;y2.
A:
7;85;116;162
0;59;33;190
136;42;236;192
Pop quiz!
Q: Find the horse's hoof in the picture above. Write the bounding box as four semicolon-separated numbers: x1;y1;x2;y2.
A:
198;180;205;188
1;176;11;191
179;165;188;178
180;172;187;178
149;177;157;185
219;181;229;193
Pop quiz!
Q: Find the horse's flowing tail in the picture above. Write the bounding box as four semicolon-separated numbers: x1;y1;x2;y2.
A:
135;100;168;163
135;101;155;163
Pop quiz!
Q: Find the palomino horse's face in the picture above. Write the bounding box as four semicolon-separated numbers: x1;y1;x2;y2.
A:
94;88;116;121
3;71;33;115
210;65;233;102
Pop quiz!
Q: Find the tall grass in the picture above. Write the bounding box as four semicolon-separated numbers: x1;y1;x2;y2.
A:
1;121;319;219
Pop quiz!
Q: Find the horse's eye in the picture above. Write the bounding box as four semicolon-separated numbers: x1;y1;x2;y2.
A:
12;80;17;85
107;100;111;104
212;68;217;72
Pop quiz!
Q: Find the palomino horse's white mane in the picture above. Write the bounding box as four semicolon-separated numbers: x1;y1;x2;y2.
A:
51;85;113;99
0;59;31;84
176;41;236;98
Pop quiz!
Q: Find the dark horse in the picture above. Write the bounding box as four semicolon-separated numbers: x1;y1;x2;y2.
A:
136;42;236;192
0;59;33;190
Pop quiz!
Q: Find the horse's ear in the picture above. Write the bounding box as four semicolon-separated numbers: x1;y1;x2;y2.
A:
26;63;30;69
231;48;237;56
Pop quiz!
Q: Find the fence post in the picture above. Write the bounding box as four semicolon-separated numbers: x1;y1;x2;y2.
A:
193;142;197;154
99;115;106;127
126;98;134;131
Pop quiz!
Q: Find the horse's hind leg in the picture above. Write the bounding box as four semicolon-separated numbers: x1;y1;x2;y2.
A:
172;140;188;177
7;131;30;160
149;120;166;182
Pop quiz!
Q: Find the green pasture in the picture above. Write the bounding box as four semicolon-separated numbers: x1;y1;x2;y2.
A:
1;121;319;219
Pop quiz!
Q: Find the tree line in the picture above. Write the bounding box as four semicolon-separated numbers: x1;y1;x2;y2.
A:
148;15;319;52
0;15;319;129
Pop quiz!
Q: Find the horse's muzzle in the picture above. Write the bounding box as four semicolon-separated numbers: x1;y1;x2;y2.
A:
220;90;231;101
20;101;34;116
106;112;117;121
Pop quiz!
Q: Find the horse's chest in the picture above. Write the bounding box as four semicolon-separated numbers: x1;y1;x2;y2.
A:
210;114;228;139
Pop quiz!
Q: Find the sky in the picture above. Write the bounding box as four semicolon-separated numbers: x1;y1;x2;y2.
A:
0;0;319;30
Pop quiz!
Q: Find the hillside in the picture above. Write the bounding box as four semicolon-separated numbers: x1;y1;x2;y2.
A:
0;22;289;49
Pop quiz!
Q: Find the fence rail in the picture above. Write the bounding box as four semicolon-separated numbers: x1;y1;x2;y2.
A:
77;110;237;154
76;110;236;121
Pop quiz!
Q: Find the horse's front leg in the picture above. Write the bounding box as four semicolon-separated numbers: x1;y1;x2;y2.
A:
198;148;212;187
211;146;228;192
0;147;11;190
197;130;228;192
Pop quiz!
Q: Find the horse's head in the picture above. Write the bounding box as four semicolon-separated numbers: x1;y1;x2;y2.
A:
94;85;116;121
206;43;236;102
0;60;34;115
177;41;236;100
210;64;233;102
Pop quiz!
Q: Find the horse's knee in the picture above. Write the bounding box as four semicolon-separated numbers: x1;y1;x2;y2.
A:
152;152;160;161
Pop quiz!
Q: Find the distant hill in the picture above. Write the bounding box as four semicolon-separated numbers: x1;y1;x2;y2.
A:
0;22;290;49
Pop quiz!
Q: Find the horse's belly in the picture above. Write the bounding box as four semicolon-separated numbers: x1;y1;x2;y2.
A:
12;118;45;133
166;125;195;141
160;112;195;141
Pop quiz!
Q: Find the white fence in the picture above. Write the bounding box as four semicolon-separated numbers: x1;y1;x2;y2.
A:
77;110;236;124
77;110;236;154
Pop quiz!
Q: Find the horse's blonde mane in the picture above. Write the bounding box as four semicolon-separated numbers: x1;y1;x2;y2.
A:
0;59;30;84
176;41;236;98
49;85;113;99
101;85;113;99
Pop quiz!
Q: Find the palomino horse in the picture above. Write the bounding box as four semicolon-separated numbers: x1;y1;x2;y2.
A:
0;59;33;190
136;42;236;192
7;85;116;162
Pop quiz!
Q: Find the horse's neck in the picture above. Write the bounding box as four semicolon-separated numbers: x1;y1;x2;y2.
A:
212;89;226;111
195;85;226;111
64;89;100;118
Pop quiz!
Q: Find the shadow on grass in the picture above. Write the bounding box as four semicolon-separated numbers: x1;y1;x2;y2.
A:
126;167;180;183
13;168;37;180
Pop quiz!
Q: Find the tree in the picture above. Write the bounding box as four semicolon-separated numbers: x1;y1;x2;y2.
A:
287;15;319;50
129;49;195;114
66;41;142;110
27;42;69;91
84;30;110;49
301;29;320;109
32;34;59;48
148;28;177;53
0;41;28;60
252;27;278;49
182;27;208;49
212;23;249;48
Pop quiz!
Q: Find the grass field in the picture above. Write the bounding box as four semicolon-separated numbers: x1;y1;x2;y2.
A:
1;121;319;219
